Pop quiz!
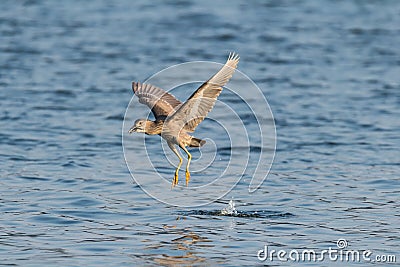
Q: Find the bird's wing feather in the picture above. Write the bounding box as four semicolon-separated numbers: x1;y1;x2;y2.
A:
132;82;182;120
167;52;239;132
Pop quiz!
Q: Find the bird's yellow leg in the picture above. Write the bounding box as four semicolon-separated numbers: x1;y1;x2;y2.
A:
168;142;182;188
174;156;183;187
180;145;192;186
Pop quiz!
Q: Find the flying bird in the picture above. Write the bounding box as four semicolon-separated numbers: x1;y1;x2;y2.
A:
129;52;240;187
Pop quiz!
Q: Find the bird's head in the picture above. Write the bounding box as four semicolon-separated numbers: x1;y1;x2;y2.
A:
128;119;149;134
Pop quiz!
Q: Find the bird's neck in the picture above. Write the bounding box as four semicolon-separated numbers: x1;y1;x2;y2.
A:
145;120;163;135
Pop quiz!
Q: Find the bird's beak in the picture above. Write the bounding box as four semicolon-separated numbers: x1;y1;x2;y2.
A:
128;127;137;134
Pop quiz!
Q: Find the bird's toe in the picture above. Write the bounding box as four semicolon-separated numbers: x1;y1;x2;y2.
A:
185;171;190;186
172;172;179;188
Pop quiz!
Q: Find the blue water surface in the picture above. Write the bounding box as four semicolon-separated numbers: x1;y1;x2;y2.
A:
0;0;399;266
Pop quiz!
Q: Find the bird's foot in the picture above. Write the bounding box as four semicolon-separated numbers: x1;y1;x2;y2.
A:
185;171;190;186
172;172;179;188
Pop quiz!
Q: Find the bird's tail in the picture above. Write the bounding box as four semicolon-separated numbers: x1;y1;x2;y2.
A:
189;137;206;147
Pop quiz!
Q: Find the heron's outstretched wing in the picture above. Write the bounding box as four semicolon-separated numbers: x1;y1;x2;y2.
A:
132;82;182;120
167;52;239;132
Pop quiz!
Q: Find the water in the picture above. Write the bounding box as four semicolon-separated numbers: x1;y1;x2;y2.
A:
1;0;399;266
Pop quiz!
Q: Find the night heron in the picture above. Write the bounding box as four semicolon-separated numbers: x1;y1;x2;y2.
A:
129;52;239;187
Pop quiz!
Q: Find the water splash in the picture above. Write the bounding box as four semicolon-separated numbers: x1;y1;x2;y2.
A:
220;199;238;216
180;208;293;218
179;199;294;218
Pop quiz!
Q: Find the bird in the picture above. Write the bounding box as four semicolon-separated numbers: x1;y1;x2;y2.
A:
128;52;240;187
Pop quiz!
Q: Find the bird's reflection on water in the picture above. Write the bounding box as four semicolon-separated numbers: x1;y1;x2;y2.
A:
143;222;211;266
